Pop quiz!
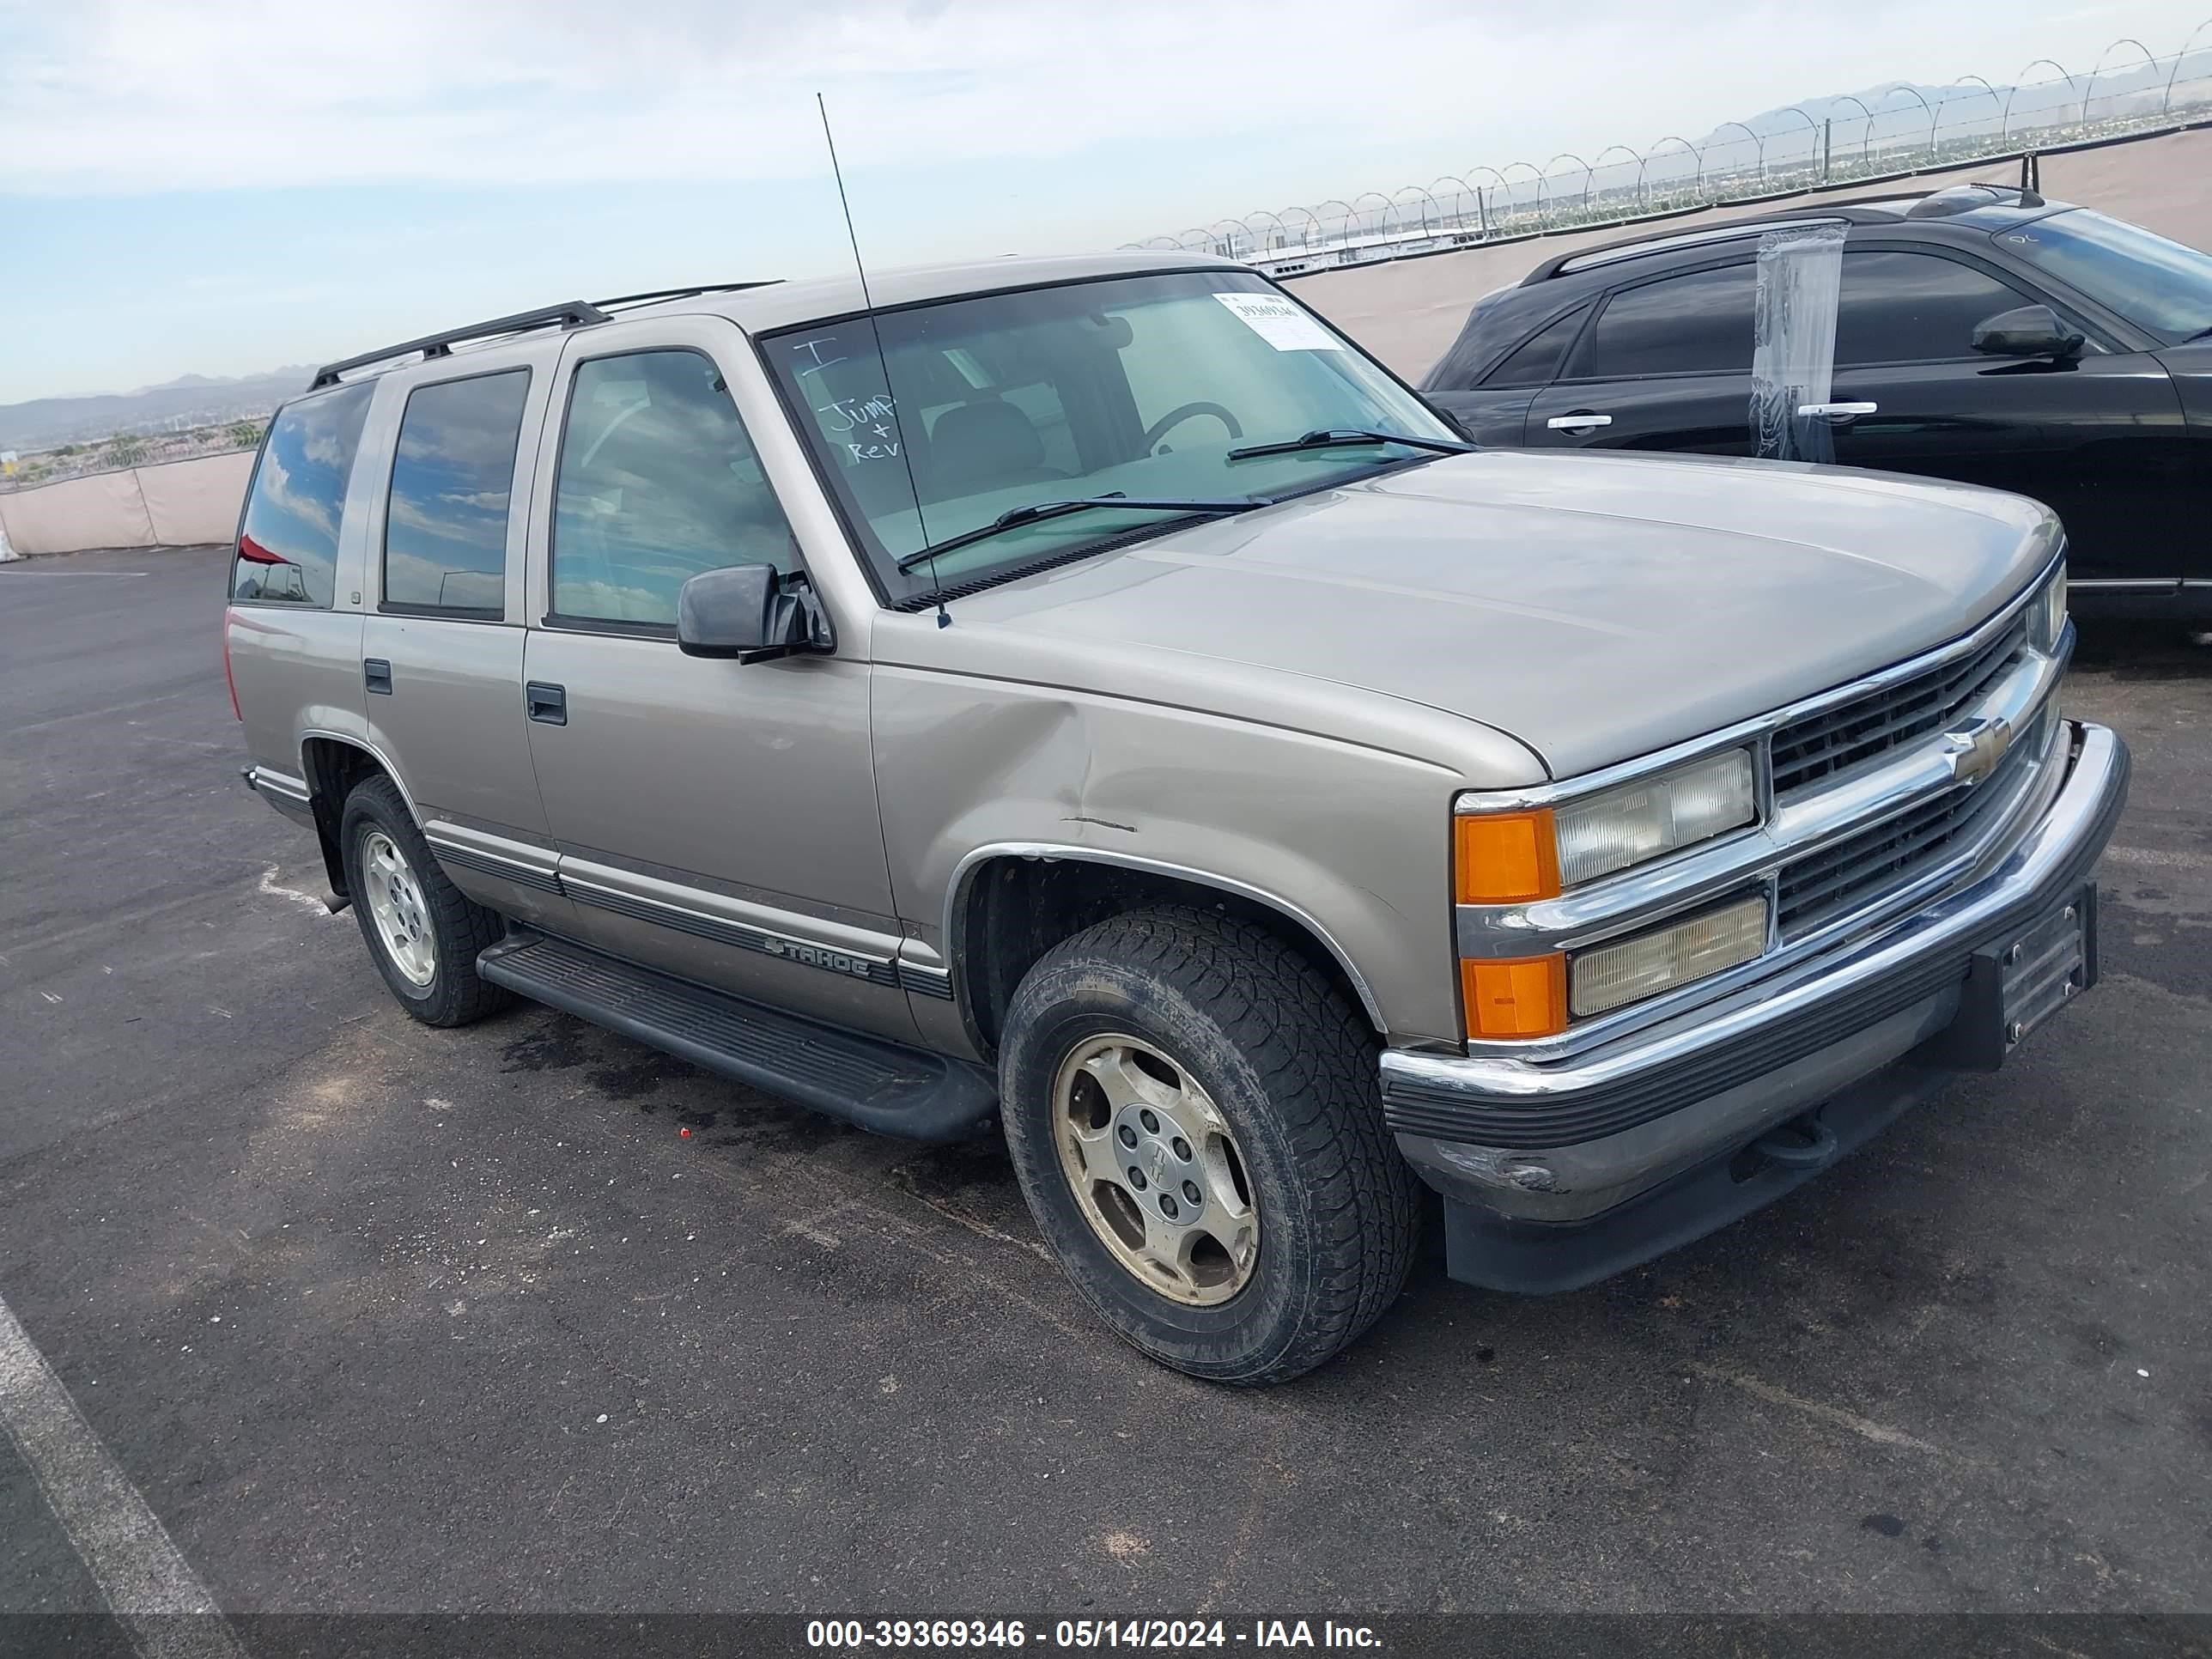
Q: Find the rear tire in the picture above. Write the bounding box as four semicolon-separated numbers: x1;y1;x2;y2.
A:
1000;907;1418;1385
339;775;511;1027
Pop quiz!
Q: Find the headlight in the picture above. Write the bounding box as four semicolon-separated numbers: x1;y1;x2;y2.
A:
1569;892;1770;1018
1453;748;1759;906
2031;560;2068;652
1553;748;1757;887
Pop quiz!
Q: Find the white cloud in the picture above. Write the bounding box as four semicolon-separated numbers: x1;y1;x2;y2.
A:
8;0;2206;198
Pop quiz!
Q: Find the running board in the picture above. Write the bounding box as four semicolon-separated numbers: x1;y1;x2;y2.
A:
477;933;998;1141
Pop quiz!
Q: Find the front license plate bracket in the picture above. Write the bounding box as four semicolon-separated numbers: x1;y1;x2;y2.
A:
1932;884;2097;1073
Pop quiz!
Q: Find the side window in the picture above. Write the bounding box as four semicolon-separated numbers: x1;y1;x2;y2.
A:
1483;305;1590;387
1835;250;2031;365
1574;264;1758;379
231;381;374;607
550;350;799;628
382;368;530;618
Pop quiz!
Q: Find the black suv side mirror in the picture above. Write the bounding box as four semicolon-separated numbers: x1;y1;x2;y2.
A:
677;563;825;662
1972;304;2085;362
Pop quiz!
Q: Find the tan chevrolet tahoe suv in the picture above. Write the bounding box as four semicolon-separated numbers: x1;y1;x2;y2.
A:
226;252;2127;1384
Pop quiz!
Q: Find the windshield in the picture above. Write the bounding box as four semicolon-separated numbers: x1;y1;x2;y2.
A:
1996;210;2212;343
762;270;1459;600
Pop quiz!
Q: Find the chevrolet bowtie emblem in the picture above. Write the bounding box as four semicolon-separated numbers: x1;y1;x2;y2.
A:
1942;715;2014;787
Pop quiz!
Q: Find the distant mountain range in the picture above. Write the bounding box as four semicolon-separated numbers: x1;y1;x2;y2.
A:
0;368;314;453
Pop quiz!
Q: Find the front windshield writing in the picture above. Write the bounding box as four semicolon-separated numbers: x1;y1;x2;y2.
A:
764;270;1457;598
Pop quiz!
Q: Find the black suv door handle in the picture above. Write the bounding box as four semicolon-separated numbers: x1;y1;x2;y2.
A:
526;682;568;726
364;659;392;696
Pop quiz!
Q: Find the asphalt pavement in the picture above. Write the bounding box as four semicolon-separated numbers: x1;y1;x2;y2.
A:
2;544;2206;1621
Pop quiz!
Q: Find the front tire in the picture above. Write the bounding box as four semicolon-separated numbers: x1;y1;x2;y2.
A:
338;775;511;1027
1000;908;1418;1385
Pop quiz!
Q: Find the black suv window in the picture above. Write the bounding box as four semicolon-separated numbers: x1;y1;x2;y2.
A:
1835;250;2028;365
551;350;799;628
1576;264;1757;379
231;381;374;608
382;369;531;618
1484;305;1589;387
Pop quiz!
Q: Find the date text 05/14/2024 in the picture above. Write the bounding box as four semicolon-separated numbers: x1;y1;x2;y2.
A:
805;1620;1383;1650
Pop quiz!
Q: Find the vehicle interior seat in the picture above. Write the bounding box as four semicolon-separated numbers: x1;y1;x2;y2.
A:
927;398;1068;496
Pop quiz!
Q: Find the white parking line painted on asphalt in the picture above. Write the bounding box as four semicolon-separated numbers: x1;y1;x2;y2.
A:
0;1292;247;1659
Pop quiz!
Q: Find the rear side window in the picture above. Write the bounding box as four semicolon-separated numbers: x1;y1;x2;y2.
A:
1576;264;1757;379
382;369;531;618
551;350;799;627
231;382;374;607
1484;304;1590;387
1835;251;2029;364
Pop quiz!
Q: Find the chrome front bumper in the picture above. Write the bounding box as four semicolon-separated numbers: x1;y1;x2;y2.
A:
1382;720;2129;1281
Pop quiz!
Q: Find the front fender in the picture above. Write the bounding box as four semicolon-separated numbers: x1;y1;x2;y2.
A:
871;665;1486;1048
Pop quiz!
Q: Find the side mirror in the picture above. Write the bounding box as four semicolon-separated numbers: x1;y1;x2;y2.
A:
1972;304;2084;362
676;563;821;662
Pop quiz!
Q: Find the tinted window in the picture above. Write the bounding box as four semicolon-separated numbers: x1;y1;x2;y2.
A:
1997;210;2212;343
231;382;373;607
551;351;799;626
1835;251;2027;364
1577;264;1757;378
383;369;530;617
763;270;1452;599
1484;305;1589;386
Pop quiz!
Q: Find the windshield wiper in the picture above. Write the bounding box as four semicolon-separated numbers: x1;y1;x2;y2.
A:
894;494;1263;572
1225;427;1479;461
2183;324;2212;343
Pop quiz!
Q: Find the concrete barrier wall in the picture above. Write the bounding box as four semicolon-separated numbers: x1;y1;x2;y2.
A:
1295;127;2212;379
136;450;256;546
0;450;254;557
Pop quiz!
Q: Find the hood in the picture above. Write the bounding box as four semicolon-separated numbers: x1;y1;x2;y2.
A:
945;448;2060;780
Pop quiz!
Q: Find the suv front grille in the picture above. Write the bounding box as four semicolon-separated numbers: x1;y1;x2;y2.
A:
1769;616;2027;795
1775;708;2048;939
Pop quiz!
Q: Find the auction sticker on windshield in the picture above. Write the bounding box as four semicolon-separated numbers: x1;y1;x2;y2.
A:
1213;292;1343;350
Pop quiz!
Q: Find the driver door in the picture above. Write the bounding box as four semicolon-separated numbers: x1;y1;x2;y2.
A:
1820;246;2191;585
518;313;918;1042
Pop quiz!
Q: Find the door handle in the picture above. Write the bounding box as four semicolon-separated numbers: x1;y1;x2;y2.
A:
526;682;568;726
363;659;392;696
1796;401;1879;420
1545;413;1613;434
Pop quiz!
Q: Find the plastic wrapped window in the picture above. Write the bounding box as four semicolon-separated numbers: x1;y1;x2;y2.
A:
1748;222;1846;464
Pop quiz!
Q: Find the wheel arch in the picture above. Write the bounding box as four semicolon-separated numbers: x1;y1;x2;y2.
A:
947;844;1389;1057
298;731;418;899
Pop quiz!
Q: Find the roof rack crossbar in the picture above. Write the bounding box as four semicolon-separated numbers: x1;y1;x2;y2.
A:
309;300;612;389
594;280;783;313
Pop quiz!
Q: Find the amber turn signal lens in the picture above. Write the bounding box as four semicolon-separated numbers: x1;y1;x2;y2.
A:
1461;954;1568;1039
1454;810;1560;905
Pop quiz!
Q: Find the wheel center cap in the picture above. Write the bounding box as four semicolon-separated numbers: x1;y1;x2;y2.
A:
1115;1104;1201;1228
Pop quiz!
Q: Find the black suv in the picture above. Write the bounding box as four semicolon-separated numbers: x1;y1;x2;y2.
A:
1422;185;2212;617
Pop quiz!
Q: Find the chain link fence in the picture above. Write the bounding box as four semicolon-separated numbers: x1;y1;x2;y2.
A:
1127;25;2212;266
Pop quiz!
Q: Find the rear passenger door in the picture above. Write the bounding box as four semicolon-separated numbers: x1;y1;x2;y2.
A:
519;316;917;1043
1424;302;1591;445
1526;261;1759;456
358;344;576;933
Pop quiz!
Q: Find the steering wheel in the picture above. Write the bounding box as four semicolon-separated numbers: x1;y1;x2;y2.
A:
1142;402;1243;453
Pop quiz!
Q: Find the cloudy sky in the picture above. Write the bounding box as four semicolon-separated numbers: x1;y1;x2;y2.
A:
3;0;2206;402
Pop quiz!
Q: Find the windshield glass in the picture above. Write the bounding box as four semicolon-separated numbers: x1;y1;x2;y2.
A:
762;270;1457;600
1996;210;2212;343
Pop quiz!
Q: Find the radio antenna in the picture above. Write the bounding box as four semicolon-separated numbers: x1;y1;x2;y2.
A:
817;93;948;629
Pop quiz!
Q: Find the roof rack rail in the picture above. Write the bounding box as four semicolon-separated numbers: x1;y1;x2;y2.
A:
1526;216;1845;284
595;280;783;313
308;300;611;389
